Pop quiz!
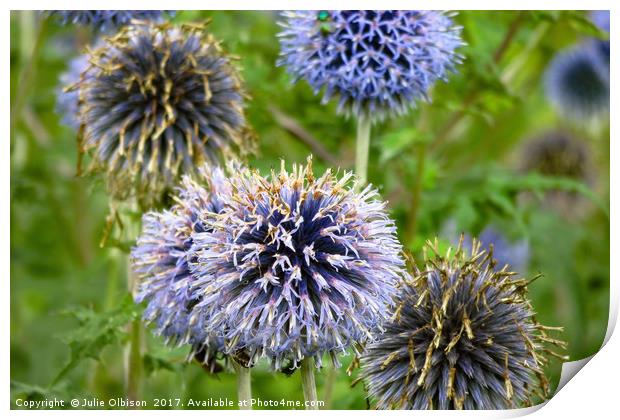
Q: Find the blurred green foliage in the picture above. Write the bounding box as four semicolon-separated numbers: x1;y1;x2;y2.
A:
10;10;609;409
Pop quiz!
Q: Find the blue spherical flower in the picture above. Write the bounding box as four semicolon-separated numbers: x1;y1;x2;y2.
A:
55;54;89;130
131;166;230;369
76;21;253;207
190;157;408;369
278;10;463;119
544;44;609;121
360;239;566;409
47;10;172;32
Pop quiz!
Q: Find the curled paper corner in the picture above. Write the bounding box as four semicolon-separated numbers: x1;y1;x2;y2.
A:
498;290;617;417
555;356;594;394
496;357;601;418
535;289;618;410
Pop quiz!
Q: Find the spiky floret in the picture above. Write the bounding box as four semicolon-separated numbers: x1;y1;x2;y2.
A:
359;239;566;410
189;157;407;370
277;10;463;120
47;10;170;32
131;166;230;369
76;21;253;207
544;44;609;121
56;54;90;130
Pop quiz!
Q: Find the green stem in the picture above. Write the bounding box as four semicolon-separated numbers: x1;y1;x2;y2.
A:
501;21;551;85
355;115;372;188
300;357;319;410
233;361;252;410
125;254;143;406
322;364;337;409
406;141;428;246
11;12;47;134
126;318;143;405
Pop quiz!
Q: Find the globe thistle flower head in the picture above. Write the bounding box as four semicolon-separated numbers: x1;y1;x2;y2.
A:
190;157;408;369
47;10;172;32
77;21;253;208
544;44;609;121
360;238;566;409
55;54;90;130
131;165;230;369
520;131;593;218
277;11;464;120
521;131;591;181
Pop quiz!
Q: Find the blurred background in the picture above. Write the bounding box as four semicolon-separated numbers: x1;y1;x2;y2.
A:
10;10;609;409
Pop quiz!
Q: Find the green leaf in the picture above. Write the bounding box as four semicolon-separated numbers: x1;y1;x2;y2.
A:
379;127;429;163
498;173;609;219
50;294;140;387
11;380;64;401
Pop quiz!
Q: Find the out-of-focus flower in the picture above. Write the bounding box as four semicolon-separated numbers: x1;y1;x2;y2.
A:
444;221;530;273
55;54;89;130
360;238;566;409
520;130;593;218
590;10;610;62
131;166;230;370
522;131;591;180
277;10;463;120
544;44;609;121
47;10;172;32
475;227;529;272
190;157;408;370
76;21;253;208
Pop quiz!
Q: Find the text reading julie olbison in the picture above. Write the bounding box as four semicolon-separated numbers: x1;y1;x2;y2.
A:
14;396;326;409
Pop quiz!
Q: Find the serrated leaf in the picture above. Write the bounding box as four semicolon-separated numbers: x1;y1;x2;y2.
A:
11;380;63;400
51;294;140;386
498;173;609;218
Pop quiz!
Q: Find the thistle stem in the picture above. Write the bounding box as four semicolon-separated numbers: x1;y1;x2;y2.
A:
125;254;143;406
406;141;428;246
126;318;143;405
355;115;372;188
322;364;337;409
11;12;47;133
232;361;252;410
300;357;319;410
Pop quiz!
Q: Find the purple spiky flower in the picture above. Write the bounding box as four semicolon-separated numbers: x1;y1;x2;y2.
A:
190;157;408;370
47;10;172;32
544;44;609;121
75;21;253;207
277;10;464;119
131;165;230;370
359;238;566;410
55;54;90;130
